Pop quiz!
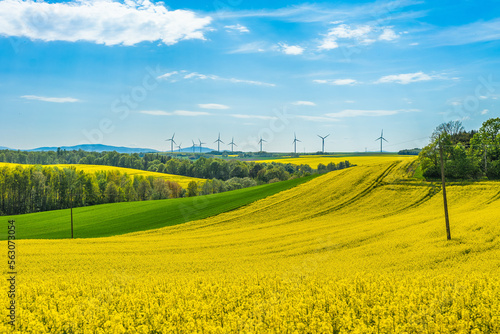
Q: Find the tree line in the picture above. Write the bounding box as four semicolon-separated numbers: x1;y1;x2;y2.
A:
0;165;185;216
419;118;500;179
0;149;351;182
0;158;353;216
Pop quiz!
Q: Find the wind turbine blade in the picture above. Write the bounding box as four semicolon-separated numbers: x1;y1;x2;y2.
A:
325;134;330;138
383;138;388;142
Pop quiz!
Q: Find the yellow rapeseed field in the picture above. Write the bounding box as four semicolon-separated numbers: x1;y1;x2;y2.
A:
0;163;202;189
255;153;416;168
2;157;500;333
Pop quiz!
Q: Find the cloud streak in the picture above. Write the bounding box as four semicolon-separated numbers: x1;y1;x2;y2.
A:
291;101;316;106
230;114;277;120
224;24;249;33
0;0;212;46
313;79;357;85
158;70;276;87
429;17;500;46
326;109;419;118
21;95;80;103
376;72;432;84
140;110;210;117
198;104;230;110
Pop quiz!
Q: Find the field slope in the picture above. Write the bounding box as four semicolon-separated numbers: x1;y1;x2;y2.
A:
255;153;416;168
3;174;318;239
4;157;500;333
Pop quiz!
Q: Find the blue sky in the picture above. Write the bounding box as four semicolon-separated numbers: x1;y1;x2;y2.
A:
1;0;499;152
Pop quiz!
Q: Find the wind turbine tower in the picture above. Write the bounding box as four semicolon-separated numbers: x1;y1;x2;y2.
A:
258;137;266;153
375;130;388;153
229;137;237;152
198;139;206;153
166;133;176;152
317;134;330;153
292;133;301;154
177;143;182;152
214;133;224;152
191;140;196;153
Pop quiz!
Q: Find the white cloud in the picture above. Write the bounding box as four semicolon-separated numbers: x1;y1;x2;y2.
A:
157;71;178;80
325;109;419;118
157;70;275;87
230;114;277;120
0;0;212;46
344;100;355;103
140;110;210;116
317;36;338;50
198;103;230;110
329;24;372;39
481;109;489;115
279;43;304;55
313;79;357;85
379;28;399;41
224;24;249;33
318;23;401;50
291;101;316;106
21;95;80;103
376;72;433;84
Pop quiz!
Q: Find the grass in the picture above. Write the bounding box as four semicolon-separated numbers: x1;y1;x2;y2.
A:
3;174;318;240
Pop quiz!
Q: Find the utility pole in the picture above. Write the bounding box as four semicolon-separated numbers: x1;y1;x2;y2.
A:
70;189;74;239
439;140;451;240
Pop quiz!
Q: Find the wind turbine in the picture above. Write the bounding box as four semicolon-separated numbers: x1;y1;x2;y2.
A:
214;133;224;152
191;140;196;153
292;133;301;154
165;133;176;152
258;137;266;152
176;142;182;152
198;139;205;153
375;130;388;153
228;137;237;152
317;134;330;153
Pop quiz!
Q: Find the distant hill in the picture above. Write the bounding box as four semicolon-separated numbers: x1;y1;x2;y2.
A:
29;144;159;154
0;146;11;150
175;146;215;153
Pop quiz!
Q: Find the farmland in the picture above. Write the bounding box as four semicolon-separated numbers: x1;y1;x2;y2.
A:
0;162;202;189
2;156;500;333
255;153;417;168
2;174;318;239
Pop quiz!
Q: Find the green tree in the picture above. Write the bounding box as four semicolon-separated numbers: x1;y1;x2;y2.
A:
187;181;198;197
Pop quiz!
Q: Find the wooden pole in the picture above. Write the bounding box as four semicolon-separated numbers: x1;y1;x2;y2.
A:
439;141;451;240
70;190;74;239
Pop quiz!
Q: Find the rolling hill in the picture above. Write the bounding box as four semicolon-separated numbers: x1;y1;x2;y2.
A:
6;156;500;333
3;174;318;239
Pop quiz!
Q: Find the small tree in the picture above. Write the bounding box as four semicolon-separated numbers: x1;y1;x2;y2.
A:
187;181;198;197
